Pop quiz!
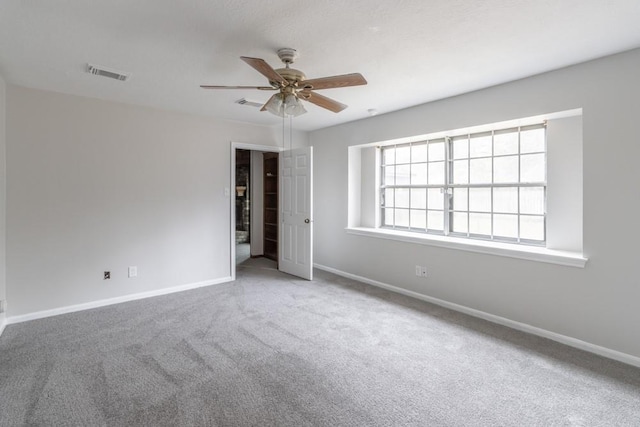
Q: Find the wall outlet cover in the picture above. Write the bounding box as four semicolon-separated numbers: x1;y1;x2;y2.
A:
128;266;138;278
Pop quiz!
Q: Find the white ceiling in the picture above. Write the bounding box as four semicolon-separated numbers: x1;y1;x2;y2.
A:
1;1;640;132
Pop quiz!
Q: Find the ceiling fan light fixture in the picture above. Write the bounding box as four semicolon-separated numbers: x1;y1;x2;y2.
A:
284;94;307;117
264;93;285;117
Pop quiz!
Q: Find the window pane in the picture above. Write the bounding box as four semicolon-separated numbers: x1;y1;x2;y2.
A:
493;155;519;183
469;134;492;158
520;187;545;215
469;188;491;212
521;128;545;153
521;153;545;182
396;145;411;163
411;143;428;163
427;188;444;210
383;148;395;165
493;214;518;238
410;188;426;209
395;208;409;228
396;188;410;208
396;164;411;185
384;188;394;207
453;188;468;211
520;215;544;240
494;131;518;156
410;210;426;229
453;137;469;159
411;163;427;185
453;160;469;184
384;208;394;226
427;210;444;231
383;165;395;186
469;213;491;235
452;212;468;233
429;141;445;161
428;161;445;185
493;187;518;213
470;158;492;184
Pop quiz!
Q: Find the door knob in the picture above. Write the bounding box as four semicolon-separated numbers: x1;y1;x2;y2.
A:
304;218;310;223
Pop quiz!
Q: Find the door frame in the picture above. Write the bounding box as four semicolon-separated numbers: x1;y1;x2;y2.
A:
230;142;282;280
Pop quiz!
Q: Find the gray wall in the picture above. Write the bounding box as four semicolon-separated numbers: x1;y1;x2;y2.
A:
0;76;6;326
5;86;289;316
310;48;640;359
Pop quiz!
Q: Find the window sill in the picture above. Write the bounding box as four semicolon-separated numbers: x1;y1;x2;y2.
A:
345;227;587;268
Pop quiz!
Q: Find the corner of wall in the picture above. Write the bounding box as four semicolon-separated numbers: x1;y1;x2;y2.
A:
0;313;6;338
0;75;7;330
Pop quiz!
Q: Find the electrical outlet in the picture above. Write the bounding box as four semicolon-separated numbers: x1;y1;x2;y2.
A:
128;266;137;278
415;265;428;277
104;271;111;280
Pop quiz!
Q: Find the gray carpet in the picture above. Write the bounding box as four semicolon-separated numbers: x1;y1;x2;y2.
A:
1;264;639;426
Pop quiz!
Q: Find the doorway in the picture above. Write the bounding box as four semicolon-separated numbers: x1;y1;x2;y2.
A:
230;142;314;281
231;143;281;279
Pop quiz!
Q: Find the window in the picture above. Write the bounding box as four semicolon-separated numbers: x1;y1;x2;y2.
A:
380;124;546;245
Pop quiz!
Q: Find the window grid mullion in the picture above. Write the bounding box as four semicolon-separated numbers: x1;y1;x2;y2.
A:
517;127;522;243
423;141;428;231
408;142;412;230
466;135;470;237
392;144;397;229
490;130;495;241
443;137;451;236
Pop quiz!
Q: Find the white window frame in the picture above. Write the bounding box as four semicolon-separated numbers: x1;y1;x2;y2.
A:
379;124;547;246
346;110;586;268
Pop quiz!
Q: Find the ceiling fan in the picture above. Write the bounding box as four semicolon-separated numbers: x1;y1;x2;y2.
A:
201;48;367;117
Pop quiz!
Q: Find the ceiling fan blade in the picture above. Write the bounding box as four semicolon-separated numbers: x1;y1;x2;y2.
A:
240;56;287;86
200;85;276;90
299;73;367;91
299;90;347;113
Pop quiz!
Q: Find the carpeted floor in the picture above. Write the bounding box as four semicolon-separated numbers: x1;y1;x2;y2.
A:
1;264;639;426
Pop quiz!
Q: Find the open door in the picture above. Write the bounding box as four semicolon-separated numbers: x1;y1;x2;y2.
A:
279;146;313;280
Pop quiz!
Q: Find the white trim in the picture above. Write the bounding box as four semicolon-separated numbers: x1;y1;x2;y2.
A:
0;316;6;337
314;263;640;368
6;276;233;325
346;227;587;268
230;142;282;281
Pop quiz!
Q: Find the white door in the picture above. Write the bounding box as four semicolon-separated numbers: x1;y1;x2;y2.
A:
279;146;313;280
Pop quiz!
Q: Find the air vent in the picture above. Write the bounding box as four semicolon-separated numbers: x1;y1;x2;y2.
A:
86;64;130;81
235;98;263;108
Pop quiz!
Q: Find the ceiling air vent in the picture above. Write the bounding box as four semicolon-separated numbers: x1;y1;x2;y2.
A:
86;64;130;81
235;98;263;108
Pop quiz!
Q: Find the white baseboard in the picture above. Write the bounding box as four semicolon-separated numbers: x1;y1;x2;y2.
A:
6;276;234;325
314;263;640;369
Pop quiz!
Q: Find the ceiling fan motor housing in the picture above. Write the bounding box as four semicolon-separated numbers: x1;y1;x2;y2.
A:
274;68;306;86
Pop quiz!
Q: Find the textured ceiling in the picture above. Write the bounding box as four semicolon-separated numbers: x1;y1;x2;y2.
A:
1;0;640;131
